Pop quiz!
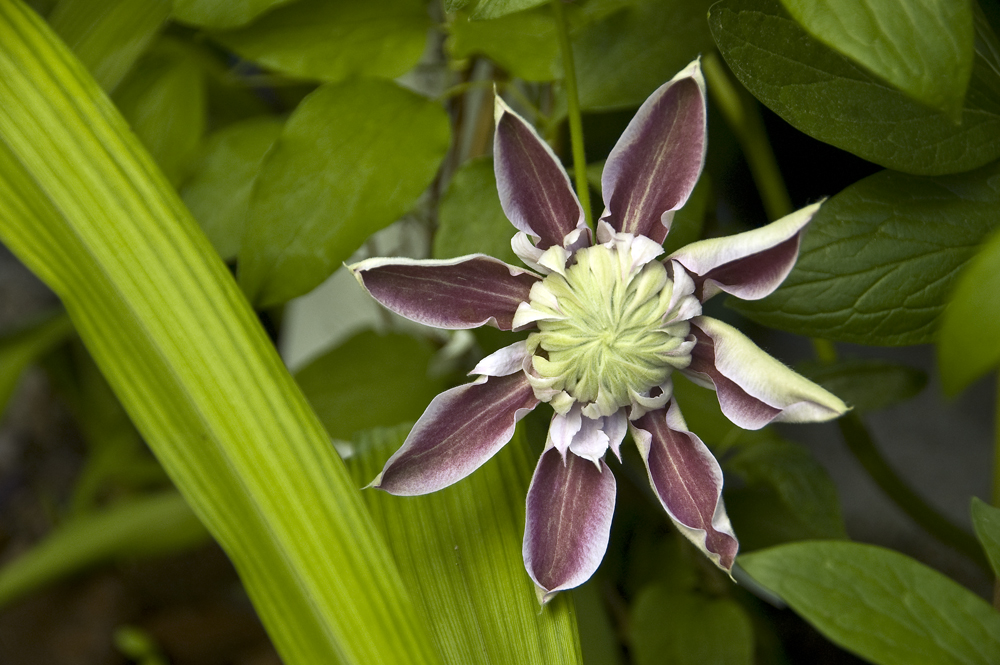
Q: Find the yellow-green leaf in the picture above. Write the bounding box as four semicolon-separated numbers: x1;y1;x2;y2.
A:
347;424;584;665
0;2;441;663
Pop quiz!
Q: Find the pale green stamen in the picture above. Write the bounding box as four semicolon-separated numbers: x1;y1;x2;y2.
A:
526;244;692;416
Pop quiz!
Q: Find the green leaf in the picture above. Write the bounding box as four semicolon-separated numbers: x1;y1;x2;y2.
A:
0;3;441;663
296;330;446;442
0;492;209;609
629;583;754;665
779;0;974;118
0;311;73;420
971;497;1000;578
113;38;206;185
740;542;1000;665
347;424;584;665
213;0;430;82
472;0;548;20
938;224;1000;393
448;8;560;81
172;0;292;30
798;359;927;412
573;0;716;111
709;0;1000;175
48;0;170;91
572;582;622;665
434;156;519;265
239;78;450;307
180;116;284;260
733;162;1000;345
725;437;847;544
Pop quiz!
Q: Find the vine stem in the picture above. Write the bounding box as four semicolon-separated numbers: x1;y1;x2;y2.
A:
704;51;990;573
551;0;593;229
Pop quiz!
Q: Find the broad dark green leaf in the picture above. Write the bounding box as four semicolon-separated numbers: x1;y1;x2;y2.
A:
472;0;548;20
971;498;1000;578
434;156;519;265
448;8;560;81
347;424;584;665
630;583;754;665
798;359;927;412
180;116;284;260
213;0;430;82
48;0;170;91
239;78;450;306
710;0;1000;175
296;330;445;442
938;224;1000;394
0;311;73;420
0;4;441;662
113;38;206;185
733;162;1000;345
573;0;715;111
779;0;974;118
172;0;291;29
741;542;1000;665
726;437;847;543
572;582;622;665
0;492;209;609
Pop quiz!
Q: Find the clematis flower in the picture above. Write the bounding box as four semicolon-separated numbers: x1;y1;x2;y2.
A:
350;59;847;603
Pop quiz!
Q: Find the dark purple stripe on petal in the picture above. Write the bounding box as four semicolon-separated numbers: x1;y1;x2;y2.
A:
352;255;539;330
695;235;800;301
601;66;706;242
633;404;738;571
669;201;821;302
495;98;584;249
524;448;616;603
373;373;538;495
686;323;781;429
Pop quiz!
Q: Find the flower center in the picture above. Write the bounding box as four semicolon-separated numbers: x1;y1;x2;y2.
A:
525;243;693;416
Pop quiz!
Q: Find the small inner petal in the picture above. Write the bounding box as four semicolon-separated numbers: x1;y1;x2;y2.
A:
525;238;697;417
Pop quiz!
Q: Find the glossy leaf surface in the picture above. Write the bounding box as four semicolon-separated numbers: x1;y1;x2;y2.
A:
239;78;450;306
741;541;1000;665
734;163;1000;345
214;0;430;82
181;116;284;260
779;0;974;117
433;156;519;266
296;330;446;442
710;0;1000;175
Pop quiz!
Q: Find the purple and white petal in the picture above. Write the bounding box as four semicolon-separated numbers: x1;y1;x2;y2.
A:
470;340;530;377
524;447;616;604
668;202;822;302
350;255;540;331
631;401;738;571
568;415;611;465
494;95;586;249
370;373;539;495
546;404;583;457
684;316;848;430
600;59;707;244
604;410;627;460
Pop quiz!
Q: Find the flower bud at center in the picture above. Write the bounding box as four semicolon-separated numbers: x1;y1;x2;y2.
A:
526;244;693;416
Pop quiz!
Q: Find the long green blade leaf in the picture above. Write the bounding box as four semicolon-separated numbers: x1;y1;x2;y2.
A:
0;3;440;663
347;425;584;665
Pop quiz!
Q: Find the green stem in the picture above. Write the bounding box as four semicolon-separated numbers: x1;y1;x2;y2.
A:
839;413;990;573
702;53;792;221
551;0;592;229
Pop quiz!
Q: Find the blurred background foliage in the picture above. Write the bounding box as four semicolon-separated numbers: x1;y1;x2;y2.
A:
0;0;998;663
